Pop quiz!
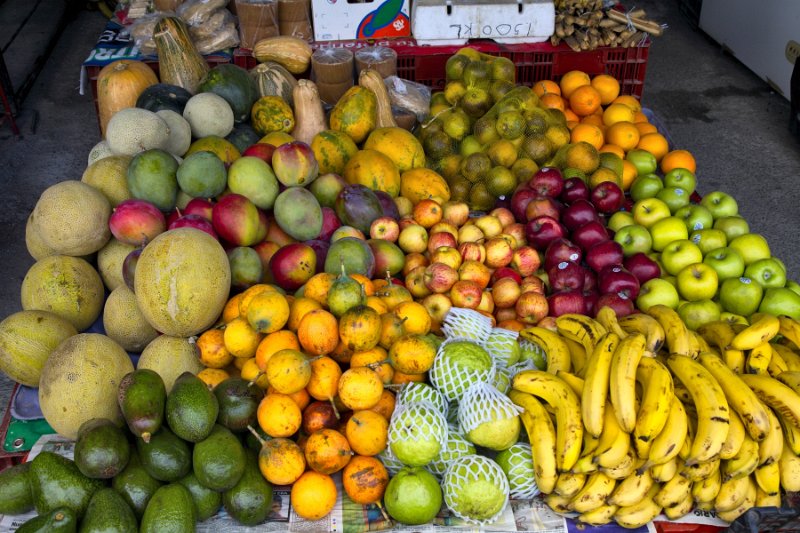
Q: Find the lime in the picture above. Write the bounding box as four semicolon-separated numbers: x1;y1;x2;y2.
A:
384;467;443;525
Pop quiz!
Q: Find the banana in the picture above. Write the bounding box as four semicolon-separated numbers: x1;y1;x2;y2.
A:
672;382;693;405
613;484;662;529
767;344;789;377
508;390;558;494
555;370;584;396
608;463;654;506
664;493;694;520
646;304;693;357
779;413;800;455
773;343;800;371
564;337;588;377
746;341;773;375
680;409;696;461
593;406;630;469
581;426;601;456
740;373;800;430
580;332;619;438
544;492;572;514
633;356;674;458
556;314;606;375
577;504;618;526
654;469;692;508
755;485;782;508
721;312;750;326
776;370;800;395
692;466;722;503
601;450;637;480
715;472;751;512
778;315;800;349
554;472;586;498
730;313;780;350
609;332;647;433
779;437;800;492
595;306;628;339
666;354;730;465
698;352;771;441
511;371;583;472
681;458;720;482
644;396;688;470
570;453;599;474
618;312;665;354
720;410;746;460
688;329;709;356
568;471;616;513
753;460;780;496
519;326;572;374
695;500;715;512
722;433;759;481
758;404;784;466
698;320;746;373
716;476;757;523
651;456;678;483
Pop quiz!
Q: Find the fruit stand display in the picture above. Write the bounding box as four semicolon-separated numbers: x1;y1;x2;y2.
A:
6;1;800;531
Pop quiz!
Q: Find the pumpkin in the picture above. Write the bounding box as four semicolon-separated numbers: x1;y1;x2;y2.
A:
97;60;158;137
358;69;397;129
251;62;298;107
310;130;359;175
342;150;401;198
252;36;313;75
363;127;425;172
292;80;327;146
329;86;377;144
153;16;210;94
400;168;451;205
250;96;295;136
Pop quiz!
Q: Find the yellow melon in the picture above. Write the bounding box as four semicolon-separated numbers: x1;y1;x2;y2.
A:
342;149;402;198
137;335;203;392
39;333;134;439
81;155;133;207
103;285;159;352
134;228;231;337
97;238;136;291
25;214;55;261
363;127;426;172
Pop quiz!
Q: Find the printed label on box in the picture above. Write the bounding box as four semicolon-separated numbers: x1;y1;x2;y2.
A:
312;0;411;42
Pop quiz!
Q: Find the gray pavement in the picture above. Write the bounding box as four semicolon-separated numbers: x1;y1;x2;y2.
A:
1;0;799;423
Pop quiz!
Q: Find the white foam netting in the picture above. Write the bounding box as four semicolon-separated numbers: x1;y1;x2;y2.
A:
396;381;447;414
429;337;497;403
442;307;493;342
457;382;523;435
500;442;540;499
376;445;406;476
428;425;477;478
442;454;511;525
493;365;511;394
483;327;521;369
387;400;449;467
518;338;548;369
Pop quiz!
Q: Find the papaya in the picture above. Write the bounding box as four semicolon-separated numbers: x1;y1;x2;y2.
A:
342;150;401;198
311;130;358;175
399;168;451;205
363;127;425;172
251;96;295;136
329;86;377;144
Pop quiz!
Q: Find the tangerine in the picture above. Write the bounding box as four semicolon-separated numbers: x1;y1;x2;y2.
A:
605;121;640;152
590;74;620;105
539;93;566;111
568;85;602;116
291;471;337;521
298;309;339;355
532;79;561;97
257;393;302;438
338;367;384;410
635;122;658;135
637;132;670;162
570;123;604;150
342;455;389;505
603;103;636;126
255;330;300;371
559;70;591;98
345;410;389;456
599;144;626;159
661;149;696;174
612;95;642;113
197;328;233;369
305;428;353;474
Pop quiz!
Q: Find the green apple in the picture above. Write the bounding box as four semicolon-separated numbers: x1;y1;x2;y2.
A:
614;224;653;257
787;280;800;297
720;311;750;325
690;228;727;255
629;174;664;202
700;191;739;219
632;198;671;229
702;246;745;281
719;277;764;317
656;187;692;214
677;299;721;330
649;216;690;252
607;211;636;232
626;149;658;176
713;216;750;241
728;233;771;266
663;275;677;288
663;168;697;195
758;287;800;320
676;262;719;301
744;258;787;289
661;239;703;276
637;278;680;311
674;204;714;232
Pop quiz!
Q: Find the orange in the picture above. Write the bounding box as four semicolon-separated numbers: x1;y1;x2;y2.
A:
304;428;352;474
602;103;636;126
637;132;670;162
287;297;322;332
539;93;566;112
532;79;561;97
197;328;233;369
605;121;640;152
238;284;278;317
350;274;375;296
612;95;642;113
580;113;605;128
661;149;696;174
298;309;339;355
365;295;389;314
222;293;243;323
256;437;306;486
570;123;604;150
224;317;264;358
345;410;389;456
197;368;229;389
307;355;343;401
559;70;591;98
342;455;389;505
391;370;426;385
568;85;602;116
291;471;337;521
338;367;384;410
339;305;382;352
393;301;431;336
350;346;393;384
303;272;336;306
590;74;620;105
370;389;396;420
258;393;302;438
635;122;658;135
246;290;290;334
633;110;650;123
240;357;269;388
599;144;625;159
255;329;300;371
563;108;580;123
620;160;638;191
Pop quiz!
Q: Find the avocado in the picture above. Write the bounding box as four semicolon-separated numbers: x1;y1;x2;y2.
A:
16;507;77;533
222;450;273;526
166;372;219;442
214;377;262;432
74;418;130;479
111;451;162;519
178;472;222;522
79;488;137;533
137;426;192;482
193;424;246;491
118;369;166;442
28;451;104;519
0;462;34;515
140;483;197;533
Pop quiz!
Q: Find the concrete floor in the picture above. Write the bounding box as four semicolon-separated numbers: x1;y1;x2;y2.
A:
1;1;799;423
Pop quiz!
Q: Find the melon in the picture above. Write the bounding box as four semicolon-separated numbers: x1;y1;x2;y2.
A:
39;333;134;440
156;109;192;157
21;255;105;331
103;285;159;352
30;180;112;256
137;335;203;392
134;228;231;337
106;107;171;156
25;214;55;260
97;238;136;291
88;140;114;165
81;154;133;207
183;92;235;139
0;310;78;387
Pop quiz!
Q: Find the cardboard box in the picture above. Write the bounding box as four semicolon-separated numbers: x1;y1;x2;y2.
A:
312;0;411;42
411;0;554;46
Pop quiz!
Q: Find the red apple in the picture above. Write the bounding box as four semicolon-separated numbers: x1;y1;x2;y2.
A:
528;167;564;198
403;252;429;277
583;289;599;316
242;143;276;164
594;292;635;317
525;216;566;251
511;188;539;223
598;264;641;300
272;141;319;187
492;266;523;285
571;220;610;252
406;265;433;298
547;289;587;317
492;276;522;309
430;246;462;270
515;290;549;324
525;195;563;222
398;215;417;231
547;260;585;292
624;252;662;285
442;201;471;227
317;207;342;241
168;214;217;239
450;280;483;309
585;240;625;273
561;199;600;231
477;290;495;314
459;242;486;263
560;177;590;204
269;242;317;290
422;293;452;324
458;260;492;289
583;268;598;292
544;238;582;272
511;246;542;277
502;222;526;248
521;275;547;295
424;262;459;294
427;231;458;255
484;237;514;268
489;207;516;228
590;181;625;214
430;221;459;240
369;216;400;242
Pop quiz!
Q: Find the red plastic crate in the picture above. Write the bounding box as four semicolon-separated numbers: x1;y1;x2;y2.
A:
0;384;26;473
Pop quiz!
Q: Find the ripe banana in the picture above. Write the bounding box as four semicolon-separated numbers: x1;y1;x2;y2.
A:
692;466;722;503
613;484;662;529
646;304;693;357
773;343;800;371
570;453;599;474
746;341;773;375
779;412;800;455
697;320;745;373
654;470;692;508
758;404;784;466
672;382;693;405
697;352;771;441
680;409;696;461
581;426;601;456
568;471;616;513
688;329;711;355
508;389;558;494
740;373;800;430
633;356;674;458
779;437;800;492
776;370;800;395
681;458;720;482
651;457;679;483
767;344;789;377
753;460;780;496
755;485;782;508
593;406;630;469
564;338;588;377
511;371;583;472
778;315;800;349
664;493;694;520
601;449;637;480
581;332;619;437
666;354;730;465
722;433;759;481
577;504;618;526
595;306;628;339
544;492;572;514
715;472;751;512
716;475;757;523
556;370;585;396
618;312;665;354
608;463;654;506
519;326;571;374
554;472;586;498
720;410;746;460
730;313;780;350
609;333;647;433
555;314;607;373
644;396;688;469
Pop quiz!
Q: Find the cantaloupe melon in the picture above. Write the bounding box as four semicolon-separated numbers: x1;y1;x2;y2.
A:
137;335;203;392
134;228;231;337
97;238;136;291
156;109;192;157
0;310;78;387
39;333;134;439
183;92;234;139
81;154;133;207
25;214;56;261
30;180;112;257
103;285;159;352
88;140;114;165
20;255;105;331
106;107;171;156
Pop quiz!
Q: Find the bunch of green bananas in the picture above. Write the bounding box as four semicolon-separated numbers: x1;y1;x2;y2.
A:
509;308;800;528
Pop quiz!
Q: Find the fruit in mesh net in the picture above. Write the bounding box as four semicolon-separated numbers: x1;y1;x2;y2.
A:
459;385;521;451
483;328;522;368
428;426;476;477
430;340;494;402
495;443;539;499
397;382;447;414
388;401;447;467
442;455;510;524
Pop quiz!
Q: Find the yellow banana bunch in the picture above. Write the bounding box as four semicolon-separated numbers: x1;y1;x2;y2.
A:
554;472;586;498
664;492;695;520
577;504;619;526
595;306;628;339
607;463;654;507
757;404;784;466
767;344;789;377
753;460;780;496
653;470;692;508
777;315;800;348
715;473;752;512
720;410;746;460
730;313;780;350
681;458;720;482
593;405;630;469
609;333;647;433
716;476;757;522
779;437;800;492
618;313;665;354
745;341;773;374
632;356;674;458
601;450;637;480
519;326;571;374
692;466;722;504
721;433;759;481
650;457;679;483
697;320;745;373
613;484;662;529
580;332;619;438
643;396;688;470
645;304;693;357
776;370;800;395
755;485;782;508
740;373;800;429
555;314;607;374
508;389;558;494
773;343;800;371
568;471;616;513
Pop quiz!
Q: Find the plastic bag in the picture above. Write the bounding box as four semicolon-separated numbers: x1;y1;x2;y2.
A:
189;8;235;39
127;12;171;56
385;75;432;122
194;21;240;53
177;0;229;26
235;0;279;49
